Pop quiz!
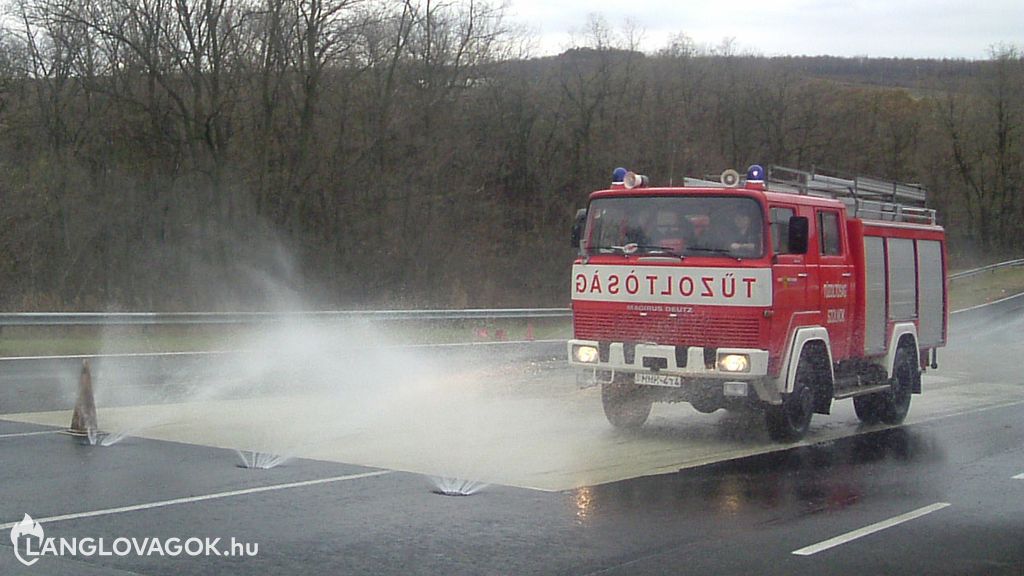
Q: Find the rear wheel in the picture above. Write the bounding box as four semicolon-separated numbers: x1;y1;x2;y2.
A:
880;347;915;424
854;346;916;425
853;393;882;424
766;355;816;442
602;375;652;429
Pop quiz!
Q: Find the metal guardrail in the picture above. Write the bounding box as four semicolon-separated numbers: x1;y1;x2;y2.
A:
4;255;1022;327
0;255;1018;327
949;259;1024;281
0;308;573;327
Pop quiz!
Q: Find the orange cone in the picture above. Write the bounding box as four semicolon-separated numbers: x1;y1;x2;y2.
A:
68;360;98;437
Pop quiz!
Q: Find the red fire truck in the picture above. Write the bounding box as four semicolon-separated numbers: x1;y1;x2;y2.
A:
568;165;947;441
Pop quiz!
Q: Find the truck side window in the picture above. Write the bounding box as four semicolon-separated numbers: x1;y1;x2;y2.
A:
770;206;795;254
818;210;842;256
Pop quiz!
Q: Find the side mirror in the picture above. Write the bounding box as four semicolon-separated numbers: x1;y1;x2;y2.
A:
571;208;587;249
788;216;809;254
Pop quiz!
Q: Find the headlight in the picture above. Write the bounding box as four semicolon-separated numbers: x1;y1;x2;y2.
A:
717;354;750;373
573;345;599;364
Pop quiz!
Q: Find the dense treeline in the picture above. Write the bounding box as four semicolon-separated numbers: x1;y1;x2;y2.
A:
0;3;1019;310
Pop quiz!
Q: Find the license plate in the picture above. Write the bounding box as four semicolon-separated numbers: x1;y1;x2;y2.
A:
635;372;682;387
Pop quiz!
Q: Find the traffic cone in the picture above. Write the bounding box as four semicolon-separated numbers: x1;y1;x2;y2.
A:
67;360;98;437
525;322;535;341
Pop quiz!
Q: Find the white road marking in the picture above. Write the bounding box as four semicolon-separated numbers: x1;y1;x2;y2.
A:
1013;473;1024;480
0;470;391;530
792;502;951;556
0;430;61;439
951;292;1024;315
909;398;1024;428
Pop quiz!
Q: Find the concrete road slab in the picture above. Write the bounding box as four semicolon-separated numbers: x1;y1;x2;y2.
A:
5;373;1024;491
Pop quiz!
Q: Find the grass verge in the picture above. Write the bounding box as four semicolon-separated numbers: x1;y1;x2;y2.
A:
2;265;1021;357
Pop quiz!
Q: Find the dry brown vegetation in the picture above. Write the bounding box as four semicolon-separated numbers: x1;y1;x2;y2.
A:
0;4;1019;310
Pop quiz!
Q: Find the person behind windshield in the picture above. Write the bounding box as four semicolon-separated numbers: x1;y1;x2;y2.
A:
623;208;655;245
724;204;762;256
708;202;765;254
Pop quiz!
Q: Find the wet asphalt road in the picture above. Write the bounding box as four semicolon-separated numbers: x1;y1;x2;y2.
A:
0;304;1022;575
1;399;1022;575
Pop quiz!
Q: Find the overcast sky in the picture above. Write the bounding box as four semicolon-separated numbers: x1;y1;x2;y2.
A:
506;0;1024;59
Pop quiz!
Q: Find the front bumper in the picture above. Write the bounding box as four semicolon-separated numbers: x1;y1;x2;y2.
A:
567;339;769;378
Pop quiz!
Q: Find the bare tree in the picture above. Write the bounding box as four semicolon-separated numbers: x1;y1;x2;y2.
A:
941;45;1024;252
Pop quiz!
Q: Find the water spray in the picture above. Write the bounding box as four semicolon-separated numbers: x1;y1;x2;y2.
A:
430;477;488;497
236;450;289;470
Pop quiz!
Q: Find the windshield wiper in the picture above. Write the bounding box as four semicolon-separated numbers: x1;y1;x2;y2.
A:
587;245;627;254
633;245;685;258
686;246;742;261
587;244;684;258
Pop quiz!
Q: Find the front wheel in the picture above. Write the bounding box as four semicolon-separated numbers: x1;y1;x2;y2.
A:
766;357;816;442
602;376;652;429
690;397;721;414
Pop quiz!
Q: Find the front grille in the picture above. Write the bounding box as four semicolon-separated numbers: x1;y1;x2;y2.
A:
573;307;762;349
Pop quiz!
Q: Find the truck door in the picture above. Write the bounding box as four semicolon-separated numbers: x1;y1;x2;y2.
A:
816;208;855;359
769;204;812;359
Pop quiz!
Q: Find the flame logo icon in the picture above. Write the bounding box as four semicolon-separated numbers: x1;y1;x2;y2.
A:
10;513;44;566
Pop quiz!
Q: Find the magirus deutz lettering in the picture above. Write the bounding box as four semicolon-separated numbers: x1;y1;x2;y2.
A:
568;164;947;441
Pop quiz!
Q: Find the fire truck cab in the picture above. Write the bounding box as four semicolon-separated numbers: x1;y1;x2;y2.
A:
568;165;947;441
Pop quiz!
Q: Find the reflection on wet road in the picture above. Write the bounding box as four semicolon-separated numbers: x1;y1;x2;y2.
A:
575;426;947;526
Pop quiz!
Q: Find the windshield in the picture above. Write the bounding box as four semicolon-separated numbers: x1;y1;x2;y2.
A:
583;195;765;258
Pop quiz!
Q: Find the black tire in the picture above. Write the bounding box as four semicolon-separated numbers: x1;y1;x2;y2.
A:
766;355;816;442
879;347;915;424
602;376;652;429
854;346;915;425
690;397;721;414
853;393;882;424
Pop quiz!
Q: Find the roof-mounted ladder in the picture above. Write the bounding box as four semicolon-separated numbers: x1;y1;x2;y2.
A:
767;165;935;225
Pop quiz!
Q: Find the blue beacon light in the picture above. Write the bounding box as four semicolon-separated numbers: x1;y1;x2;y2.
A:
746;164;765;182
612;167;628;184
